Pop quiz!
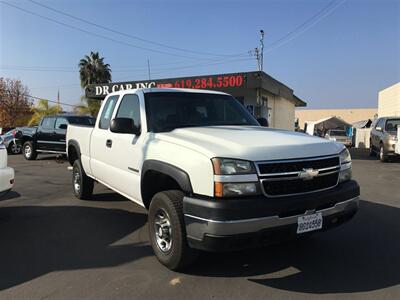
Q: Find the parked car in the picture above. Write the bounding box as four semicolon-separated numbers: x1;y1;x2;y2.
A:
325;129;352;147
21;115;96;160
0;127;13;135
370;116;400;162
0;129;23;154
0;137;15;198
67;88;360;270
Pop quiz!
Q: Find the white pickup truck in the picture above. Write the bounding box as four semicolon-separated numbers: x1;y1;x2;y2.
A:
67;88;360;270
0;137;15;197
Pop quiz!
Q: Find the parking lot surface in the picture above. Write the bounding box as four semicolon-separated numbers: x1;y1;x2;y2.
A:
1;151;400;299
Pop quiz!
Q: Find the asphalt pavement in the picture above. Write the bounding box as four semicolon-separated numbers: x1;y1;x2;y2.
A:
0;150;399;299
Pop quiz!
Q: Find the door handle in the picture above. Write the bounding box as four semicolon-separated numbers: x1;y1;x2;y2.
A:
106;139;112;148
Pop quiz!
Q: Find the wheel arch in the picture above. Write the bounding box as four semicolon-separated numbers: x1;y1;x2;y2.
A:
141;160;193;209
67;140;81;166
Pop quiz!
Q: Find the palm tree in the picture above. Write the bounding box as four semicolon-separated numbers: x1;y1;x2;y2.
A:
78;51;111;116
28;99;61;126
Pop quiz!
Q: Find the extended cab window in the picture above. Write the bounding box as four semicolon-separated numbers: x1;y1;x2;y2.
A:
41;117;56;129
55;117;68;129
99;96;118;129
116;94;141;128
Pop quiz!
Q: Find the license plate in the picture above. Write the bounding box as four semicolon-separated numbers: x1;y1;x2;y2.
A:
297;212;323;234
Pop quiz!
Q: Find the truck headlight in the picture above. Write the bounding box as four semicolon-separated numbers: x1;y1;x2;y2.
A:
215;182;258;197
212;158;259;197
339;149;352;183
211;158;256;175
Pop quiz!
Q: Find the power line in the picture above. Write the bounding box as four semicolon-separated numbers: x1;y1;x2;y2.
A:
28;0;248;58
265;0;346;52
11;91;80;108
0;1;221;60
27;57;254;90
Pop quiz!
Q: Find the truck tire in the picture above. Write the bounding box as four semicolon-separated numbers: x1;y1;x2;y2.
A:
72;159;94;199
148;190;198;270
23;141;37;160
8;142;22;155
379;144;388;162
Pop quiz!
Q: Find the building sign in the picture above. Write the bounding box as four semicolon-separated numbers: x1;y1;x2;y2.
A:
86;72;247;98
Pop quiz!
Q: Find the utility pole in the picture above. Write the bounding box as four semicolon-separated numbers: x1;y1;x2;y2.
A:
147;59;151;80
251;29;265;72
260;29;264;72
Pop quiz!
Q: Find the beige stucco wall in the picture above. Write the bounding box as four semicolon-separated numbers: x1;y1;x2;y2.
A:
257;90;295;131
295;108;377;130
378;82;400;117
274;96;295;130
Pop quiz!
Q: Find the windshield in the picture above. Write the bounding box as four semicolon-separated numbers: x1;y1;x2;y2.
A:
67;117;96;125
145;92;259;132
330;130;347;136
385;119;400;132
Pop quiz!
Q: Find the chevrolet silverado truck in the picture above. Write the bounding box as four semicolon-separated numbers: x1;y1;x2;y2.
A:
66;88;360;270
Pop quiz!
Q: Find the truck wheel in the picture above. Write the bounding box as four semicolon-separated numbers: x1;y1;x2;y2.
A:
23;141;37;160
148;190;198;270
8;142;22;155
72;159;94;199
379;144;388;162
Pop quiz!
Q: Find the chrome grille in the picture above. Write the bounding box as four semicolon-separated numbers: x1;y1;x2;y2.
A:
256;156;340;197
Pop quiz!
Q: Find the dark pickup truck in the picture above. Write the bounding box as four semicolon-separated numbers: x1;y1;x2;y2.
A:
21;115;95;160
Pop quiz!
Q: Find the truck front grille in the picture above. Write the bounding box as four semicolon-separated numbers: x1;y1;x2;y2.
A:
257;156;339;175
256;156;340;197
261;173;339;196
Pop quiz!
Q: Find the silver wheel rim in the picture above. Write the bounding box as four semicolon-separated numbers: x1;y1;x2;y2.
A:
73;169;81;194
154;209;172;252
380;147;384;160
12;144;21;154
24;145;31;157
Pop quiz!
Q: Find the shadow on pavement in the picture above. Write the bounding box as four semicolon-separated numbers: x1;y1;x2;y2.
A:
188;200;400;294
90;192;131;202
349;148;376;161
0;191;21;201
0;205;151;291
350;148;400;162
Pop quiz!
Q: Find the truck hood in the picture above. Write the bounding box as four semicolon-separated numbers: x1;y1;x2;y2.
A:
155;126;345;161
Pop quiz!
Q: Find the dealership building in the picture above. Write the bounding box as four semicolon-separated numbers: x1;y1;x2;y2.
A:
86;71;306;131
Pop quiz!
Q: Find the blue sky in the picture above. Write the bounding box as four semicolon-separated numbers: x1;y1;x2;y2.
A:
0;0;399;110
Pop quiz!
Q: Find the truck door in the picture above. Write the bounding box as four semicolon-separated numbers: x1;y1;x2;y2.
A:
105;93;144;202
36;117;56;150
54;117;68;152
90;95;119;184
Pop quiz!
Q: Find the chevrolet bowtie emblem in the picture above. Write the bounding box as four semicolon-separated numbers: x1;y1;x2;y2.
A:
298;168;319;181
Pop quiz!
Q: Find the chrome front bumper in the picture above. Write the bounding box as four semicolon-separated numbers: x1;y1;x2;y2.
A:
184;196;359;242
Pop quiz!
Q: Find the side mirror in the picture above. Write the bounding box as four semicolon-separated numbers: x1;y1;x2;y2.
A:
376;126;382;131
257;117;269;127
110;118;140;135
59;124;68;130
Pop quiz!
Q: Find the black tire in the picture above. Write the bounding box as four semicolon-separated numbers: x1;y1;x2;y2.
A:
7;142;22;155
23;141;37;160
379;144;388;162
72;159;94;199
148;190;198;270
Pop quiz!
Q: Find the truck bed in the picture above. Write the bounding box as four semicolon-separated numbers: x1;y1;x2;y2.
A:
66;124;94;173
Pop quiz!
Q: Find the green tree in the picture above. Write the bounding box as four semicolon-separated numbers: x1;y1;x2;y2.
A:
28;99;61;126
78;51;111;116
